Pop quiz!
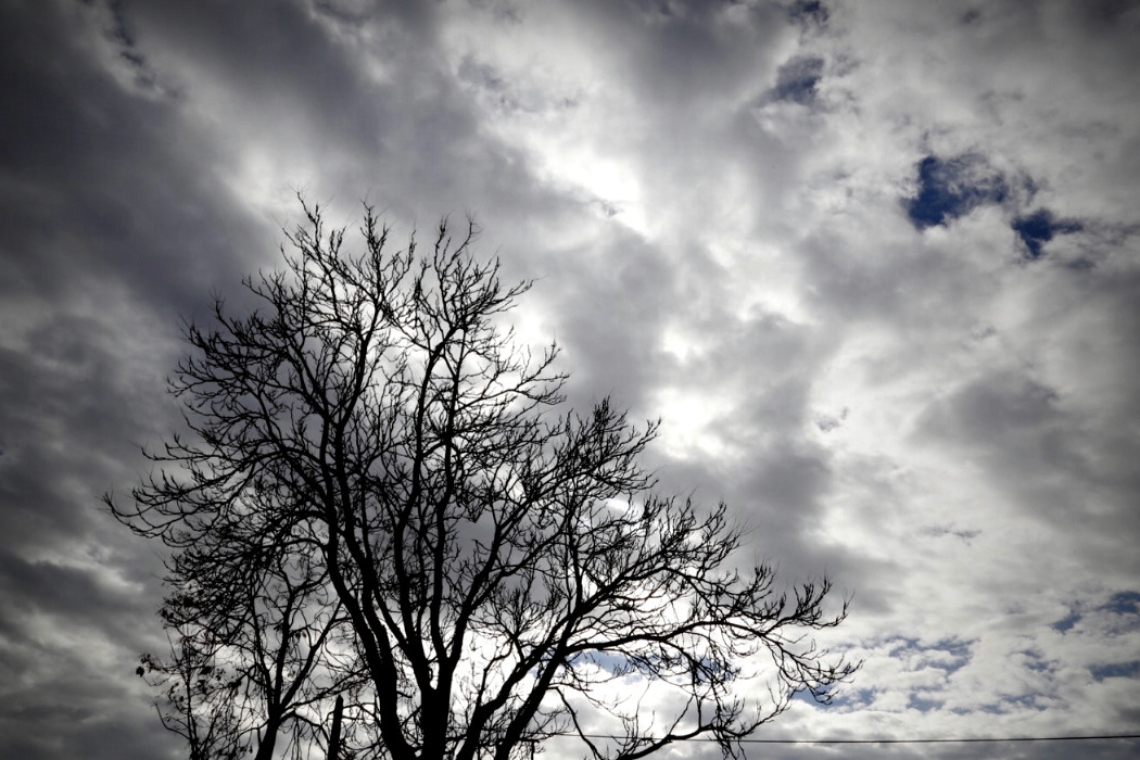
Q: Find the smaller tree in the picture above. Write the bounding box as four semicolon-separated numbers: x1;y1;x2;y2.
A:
135;489;358;759
113;201;857;760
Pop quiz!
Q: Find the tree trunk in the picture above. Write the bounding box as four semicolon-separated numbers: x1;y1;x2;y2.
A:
327;695;344;760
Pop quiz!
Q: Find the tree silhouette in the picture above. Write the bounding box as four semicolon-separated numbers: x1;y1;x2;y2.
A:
110;202;856;760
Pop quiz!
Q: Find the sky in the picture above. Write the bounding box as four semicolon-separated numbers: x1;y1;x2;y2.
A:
1;0;1139;758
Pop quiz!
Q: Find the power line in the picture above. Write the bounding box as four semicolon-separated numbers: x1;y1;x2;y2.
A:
571;733;1140;745
734;734;1140;744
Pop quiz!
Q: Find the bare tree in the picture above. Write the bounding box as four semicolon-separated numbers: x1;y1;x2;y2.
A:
134;477;358;759
111;202;857;760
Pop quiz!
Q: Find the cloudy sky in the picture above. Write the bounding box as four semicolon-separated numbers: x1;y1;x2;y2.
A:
2;0;1140;757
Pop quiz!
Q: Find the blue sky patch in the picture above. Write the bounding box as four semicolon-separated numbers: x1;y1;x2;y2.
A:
789;0;829;28
1012;208;1083;258
884;636;972;672
770;56;825;105
905;154;1008;230
1090;661;1140;681
1022;651;1053;673
886;636;919;657
908;693;944;712
980;694;1045;714
1051;607;1081;633
831;686;876;710
1103;590;1140;616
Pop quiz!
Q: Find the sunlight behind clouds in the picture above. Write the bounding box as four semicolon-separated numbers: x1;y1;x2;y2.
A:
652;385;737;462
2;0;1139;757
444;3;652;233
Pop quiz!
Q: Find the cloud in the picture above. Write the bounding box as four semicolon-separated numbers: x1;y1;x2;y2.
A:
1;0;1139;757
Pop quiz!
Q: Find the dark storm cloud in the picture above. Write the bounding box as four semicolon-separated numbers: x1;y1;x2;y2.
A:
0;304;176;758
0;318;169;552
915;371;1062;443
909;354;1140;588
0;1;563;755
0;2;400;756
0;1;269;318
0;549;152;645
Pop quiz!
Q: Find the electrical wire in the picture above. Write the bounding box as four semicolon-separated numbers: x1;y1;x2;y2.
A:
570;733;1140;745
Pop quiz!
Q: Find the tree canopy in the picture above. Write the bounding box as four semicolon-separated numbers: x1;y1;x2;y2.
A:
110;203;856;760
